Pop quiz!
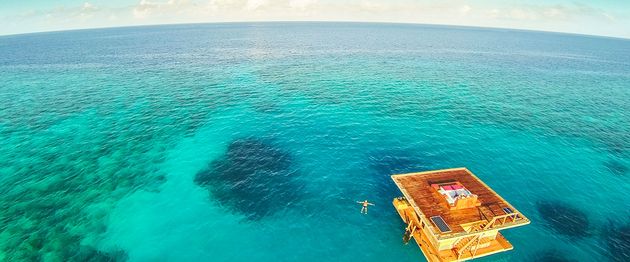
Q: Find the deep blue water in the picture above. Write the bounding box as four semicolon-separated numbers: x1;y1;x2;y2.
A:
0;22;629;261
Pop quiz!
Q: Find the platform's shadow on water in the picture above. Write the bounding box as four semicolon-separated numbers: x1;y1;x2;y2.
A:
194;137;302;220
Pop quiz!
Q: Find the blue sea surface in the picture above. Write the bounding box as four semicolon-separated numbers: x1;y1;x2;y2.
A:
0;22;629;261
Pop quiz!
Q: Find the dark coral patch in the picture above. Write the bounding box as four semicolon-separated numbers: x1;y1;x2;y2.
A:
604;159;628;176
603;220;630;262
68;246;128;262
532;249;576;262
536;201;589;238
195;138;299;220
606;140;628;157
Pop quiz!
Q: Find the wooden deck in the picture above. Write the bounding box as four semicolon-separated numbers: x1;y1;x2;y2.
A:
392;168;527;236
394;196;521;261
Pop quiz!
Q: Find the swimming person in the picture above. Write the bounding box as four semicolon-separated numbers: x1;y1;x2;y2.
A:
357;200;374;214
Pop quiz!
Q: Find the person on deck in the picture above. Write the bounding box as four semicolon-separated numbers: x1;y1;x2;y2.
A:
357;200;374;214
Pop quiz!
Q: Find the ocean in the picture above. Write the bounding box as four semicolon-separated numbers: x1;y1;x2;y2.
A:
0;22;628;261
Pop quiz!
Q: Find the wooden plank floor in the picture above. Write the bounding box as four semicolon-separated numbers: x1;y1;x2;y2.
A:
393;168;512;234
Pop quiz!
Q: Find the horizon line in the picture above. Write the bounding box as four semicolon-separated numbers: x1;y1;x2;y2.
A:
1;20;629;41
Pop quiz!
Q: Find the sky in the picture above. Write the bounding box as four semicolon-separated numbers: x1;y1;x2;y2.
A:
1;0;629;38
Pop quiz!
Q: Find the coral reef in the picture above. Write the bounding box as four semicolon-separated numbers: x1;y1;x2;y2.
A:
195;138;300;220
531;249;576;262
0;104;206;260
603;219;630;262
604;159;628;176
536;201;590;238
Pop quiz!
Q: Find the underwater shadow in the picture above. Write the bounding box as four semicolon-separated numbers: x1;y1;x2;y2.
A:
536;200;590;238
194;137;300;220
604;159;628;176
602;218;630;262
68;245;128;262
531;249;576;262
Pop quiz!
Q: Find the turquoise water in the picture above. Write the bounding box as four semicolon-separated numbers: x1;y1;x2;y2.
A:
0;22;629;261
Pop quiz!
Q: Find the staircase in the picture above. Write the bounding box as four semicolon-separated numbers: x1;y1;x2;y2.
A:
452;205;523;259
452;219;489;259
453;233;496;260
453;235;477;251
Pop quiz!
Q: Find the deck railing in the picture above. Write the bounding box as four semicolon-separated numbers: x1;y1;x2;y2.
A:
438;211;526;240
483;212;521;230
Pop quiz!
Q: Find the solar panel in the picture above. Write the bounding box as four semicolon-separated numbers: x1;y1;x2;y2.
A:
503;207;520;218
430;216;452;233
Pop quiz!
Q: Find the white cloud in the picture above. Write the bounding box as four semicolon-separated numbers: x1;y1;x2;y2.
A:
289;0;317;10
133;0;153;19
484;3;620;23
543;7;564;19
133;0;194;19
245;0;268;11
83;2;96;11
603;13;616;21
459;5;471;15
510;8;538;20
1;0;629;38
360;1;390;12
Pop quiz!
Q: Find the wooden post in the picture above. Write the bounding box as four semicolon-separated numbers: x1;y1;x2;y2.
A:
472;233;484;258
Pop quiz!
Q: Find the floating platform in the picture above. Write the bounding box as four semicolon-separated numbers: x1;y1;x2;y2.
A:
391;168;530;261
